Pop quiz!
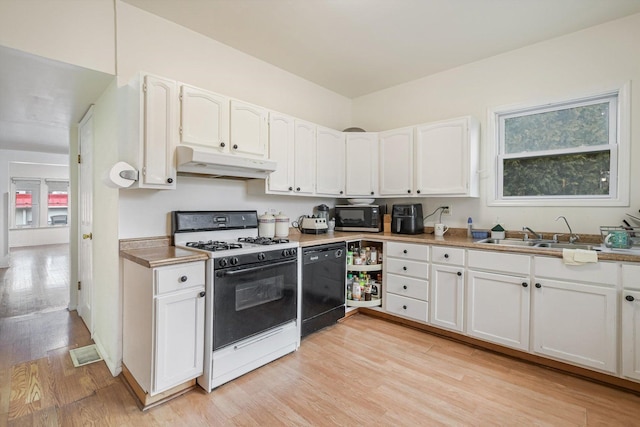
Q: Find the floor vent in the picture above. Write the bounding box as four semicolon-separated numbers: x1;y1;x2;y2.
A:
69;344;103;367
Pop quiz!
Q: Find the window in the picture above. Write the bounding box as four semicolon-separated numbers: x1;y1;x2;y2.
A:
46;180;69;226
12;179;41;228
10;178;69;228
490;84;630;206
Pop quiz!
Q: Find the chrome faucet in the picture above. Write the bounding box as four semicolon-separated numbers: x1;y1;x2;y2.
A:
522;226;543;240
555;216;580;243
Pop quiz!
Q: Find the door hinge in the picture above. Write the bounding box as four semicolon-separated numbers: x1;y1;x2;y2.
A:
77;281;82;291
77;154;81;164
142;82;147;92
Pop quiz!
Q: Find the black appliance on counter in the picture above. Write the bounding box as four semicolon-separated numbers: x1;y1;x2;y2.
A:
301;242;346;337
391;204;424;235
334;204;384;232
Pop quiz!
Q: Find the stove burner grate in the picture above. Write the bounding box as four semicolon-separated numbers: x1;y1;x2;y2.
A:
186;240;243;252
238;237;290;245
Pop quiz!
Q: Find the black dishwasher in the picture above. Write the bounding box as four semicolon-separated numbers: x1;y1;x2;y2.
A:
301;242;346;337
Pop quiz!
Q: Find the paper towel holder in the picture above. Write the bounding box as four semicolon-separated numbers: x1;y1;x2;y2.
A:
119;169;138;181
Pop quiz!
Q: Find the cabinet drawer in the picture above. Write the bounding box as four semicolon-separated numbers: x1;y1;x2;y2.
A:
386;293;428;322
386;274;429;301
468;250;530;276
155;262;205;295
622;264;640;290
386;258;429;279
386;242;429;261
534;256;616;286
432;246;465;266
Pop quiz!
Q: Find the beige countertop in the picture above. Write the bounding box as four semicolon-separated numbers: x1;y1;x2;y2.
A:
120;229;640;266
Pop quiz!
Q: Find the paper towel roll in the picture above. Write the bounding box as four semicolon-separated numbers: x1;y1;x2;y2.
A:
104;161;137;188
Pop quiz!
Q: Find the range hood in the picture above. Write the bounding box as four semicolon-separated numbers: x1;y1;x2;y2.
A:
176;146;277;179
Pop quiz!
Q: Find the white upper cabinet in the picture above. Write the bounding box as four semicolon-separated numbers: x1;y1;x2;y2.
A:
379;127;414;196
316;126;345;196
229;100;268;158
267;112;295;194
293;120;316;194
414;116;479;197
179;84;229;151
345;133;378;197
139;74;178;189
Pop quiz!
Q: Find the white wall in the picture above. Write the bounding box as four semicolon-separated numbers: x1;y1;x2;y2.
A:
0;0;115;75
352;13;640;235
0;152;68;267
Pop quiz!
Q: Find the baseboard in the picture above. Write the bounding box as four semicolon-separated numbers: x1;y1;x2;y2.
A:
0;254;9;269
92;333;122;377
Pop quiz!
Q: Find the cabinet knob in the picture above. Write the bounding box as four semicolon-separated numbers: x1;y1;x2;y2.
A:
180;275;188;283
403;285;407;290
535;283;541;289
220;142;226;148
340;190;344;194
370;191;374;195
296;187;301;191
417;190;421;194
626;295;635;302
403;249;408;254
288;186;293;191
403;266;407;271
167;177;173;184
407;189;411;194
199;291;206;298
522;282;528;288
233;144;239;150
444;254;449;259
457;271;462;277
402;305;407;310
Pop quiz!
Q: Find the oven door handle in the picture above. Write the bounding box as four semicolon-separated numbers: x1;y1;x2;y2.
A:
219;258;297;276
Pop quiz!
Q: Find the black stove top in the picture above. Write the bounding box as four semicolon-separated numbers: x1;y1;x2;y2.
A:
237;237;290;245
186;241;244;252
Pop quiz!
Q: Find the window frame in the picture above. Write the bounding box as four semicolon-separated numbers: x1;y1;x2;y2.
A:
487;82;630;207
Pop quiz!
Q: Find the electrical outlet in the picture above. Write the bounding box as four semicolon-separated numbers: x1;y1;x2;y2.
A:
441;206;452;216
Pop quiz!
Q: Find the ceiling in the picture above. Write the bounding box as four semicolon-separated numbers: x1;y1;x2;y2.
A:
123;0;640;98
2;1;640;155
0;45;113;155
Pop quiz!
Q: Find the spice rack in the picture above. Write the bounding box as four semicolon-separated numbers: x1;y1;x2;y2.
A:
346;240;383;308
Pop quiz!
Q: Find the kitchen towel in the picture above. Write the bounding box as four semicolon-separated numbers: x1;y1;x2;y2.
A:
562;248;598;265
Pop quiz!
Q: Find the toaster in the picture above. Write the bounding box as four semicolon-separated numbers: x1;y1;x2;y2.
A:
391;204;424;235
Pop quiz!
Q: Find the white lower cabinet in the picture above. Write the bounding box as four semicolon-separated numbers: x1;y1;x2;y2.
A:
430;247;465;332
622;263;640;381
467;250;531;351
384;242;429;322
123;260;205;395
533;257;617;373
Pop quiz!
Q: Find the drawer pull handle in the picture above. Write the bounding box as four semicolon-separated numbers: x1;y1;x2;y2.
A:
444;254;449;259
403;285;407;290
403;266;407;271
626;295;635;302
199;291;206;298
522;282;528;288
456;271;462;277
179;275;188;283
402;305;407;310
403;249;408;254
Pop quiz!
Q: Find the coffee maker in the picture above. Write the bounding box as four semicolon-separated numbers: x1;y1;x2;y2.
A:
391;204;424;235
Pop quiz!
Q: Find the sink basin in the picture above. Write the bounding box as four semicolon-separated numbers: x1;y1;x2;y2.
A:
534;242;600;251
475;238;538;247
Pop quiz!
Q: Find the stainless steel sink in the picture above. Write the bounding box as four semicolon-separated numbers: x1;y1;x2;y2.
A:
476;238;600;251
534;242;600;251
475;238;538;247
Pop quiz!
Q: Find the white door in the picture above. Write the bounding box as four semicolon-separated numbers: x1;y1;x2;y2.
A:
315;126;345;196
78;107;94;334
379;127;414;196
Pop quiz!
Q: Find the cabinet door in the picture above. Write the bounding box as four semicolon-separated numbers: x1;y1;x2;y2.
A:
180;84;229;150
316;126;345;196
467;270;530;351
379;127;413;196
229;100;268;158
142;74;177;188
267;113;295;193
293;120;316;194
622;290;640;381
532;279;617;373
345;133;378;197
430;264;464;332
154;287;205;394
415;117;477;196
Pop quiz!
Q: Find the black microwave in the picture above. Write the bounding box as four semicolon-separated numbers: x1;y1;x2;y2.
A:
334;205;384;232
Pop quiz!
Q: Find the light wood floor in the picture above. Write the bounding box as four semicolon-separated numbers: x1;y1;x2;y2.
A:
1;246;640;426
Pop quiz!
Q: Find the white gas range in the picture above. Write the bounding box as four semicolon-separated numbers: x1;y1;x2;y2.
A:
172;211;301;392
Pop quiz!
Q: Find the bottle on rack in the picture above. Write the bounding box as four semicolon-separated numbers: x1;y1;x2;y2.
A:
352;278;362;301
346;274;353;300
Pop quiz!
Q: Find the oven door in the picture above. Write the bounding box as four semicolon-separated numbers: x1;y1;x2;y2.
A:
213;258;297;350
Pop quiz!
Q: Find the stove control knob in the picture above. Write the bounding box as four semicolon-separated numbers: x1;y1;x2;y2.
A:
230;257;239;266
290;248;297;257
218;258;228;267
258;252;266;261
282;249;290;257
